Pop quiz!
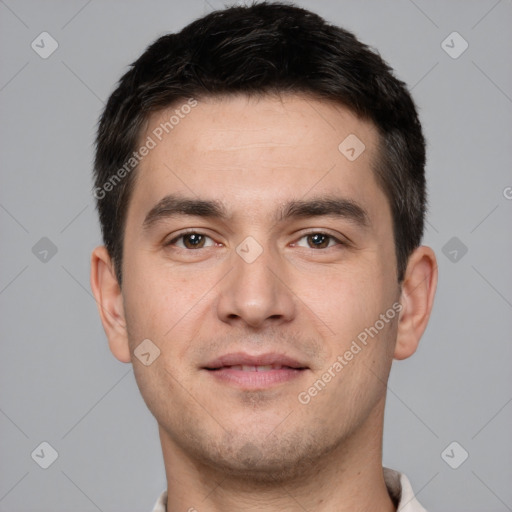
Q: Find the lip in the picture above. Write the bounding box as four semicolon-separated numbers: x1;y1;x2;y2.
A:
202;352;309;390
203;352;308;370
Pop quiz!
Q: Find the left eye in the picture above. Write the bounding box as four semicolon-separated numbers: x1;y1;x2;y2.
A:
169;233;216;249
294;233;342;249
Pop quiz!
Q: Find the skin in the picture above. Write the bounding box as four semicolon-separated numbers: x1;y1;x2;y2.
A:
91;93;437;512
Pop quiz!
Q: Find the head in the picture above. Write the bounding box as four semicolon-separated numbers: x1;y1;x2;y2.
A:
94;1;426;287
91;1;436;482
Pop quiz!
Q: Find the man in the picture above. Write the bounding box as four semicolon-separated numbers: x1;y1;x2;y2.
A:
90;2;437;511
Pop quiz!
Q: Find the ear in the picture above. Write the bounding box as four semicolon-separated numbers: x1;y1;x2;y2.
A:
90;246;131;363
394;246;438;360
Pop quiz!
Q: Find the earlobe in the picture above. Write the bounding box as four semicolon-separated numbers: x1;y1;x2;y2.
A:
90;246;131;363
394;246;438;360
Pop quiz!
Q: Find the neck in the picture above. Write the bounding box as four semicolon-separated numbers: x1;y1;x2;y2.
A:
159;397;396;512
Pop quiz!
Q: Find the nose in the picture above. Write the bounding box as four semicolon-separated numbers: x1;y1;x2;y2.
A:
215;239;297;329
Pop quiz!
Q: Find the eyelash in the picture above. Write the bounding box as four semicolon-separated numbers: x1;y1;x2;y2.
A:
165;230;346;250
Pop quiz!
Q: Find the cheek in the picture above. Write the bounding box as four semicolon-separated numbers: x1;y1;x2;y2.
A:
306;266;385;321
121;256;184;340
295;262;397;359
122;256;214;369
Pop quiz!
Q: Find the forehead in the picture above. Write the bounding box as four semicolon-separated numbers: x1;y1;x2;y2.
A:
129;93;387;224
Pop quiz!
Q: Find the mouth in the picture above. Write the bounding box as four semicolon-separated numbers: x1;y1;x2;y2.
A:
209;364;301;372
202;353;309;389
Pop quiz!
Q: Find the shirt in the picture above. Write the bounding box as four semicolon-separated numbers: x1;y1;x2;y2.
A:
151;467;427;511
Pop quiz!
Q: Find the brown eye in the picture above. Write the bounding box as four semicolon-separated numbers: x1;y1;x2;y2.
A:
182;233;206;249
307;233;331;249
294;232;341;249
168;232;215;249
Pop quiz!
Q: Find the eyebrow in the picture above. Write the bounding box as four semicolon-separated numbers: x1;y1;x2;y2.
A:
142;193;370;230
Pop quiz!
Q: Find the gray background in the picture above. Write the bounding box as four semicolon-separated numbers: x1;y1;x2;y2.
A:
1;0;511;511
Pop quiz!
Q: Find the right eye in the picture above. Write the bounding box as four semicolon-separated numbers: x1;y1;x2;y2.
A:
166;232;217;250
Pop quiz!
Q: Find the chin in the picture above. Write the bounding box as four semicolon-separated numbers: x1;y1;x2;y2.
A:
191;430;341;485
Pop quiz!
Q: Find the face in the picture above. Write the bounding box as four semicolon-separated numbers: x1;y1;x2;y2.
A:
118;94;402;480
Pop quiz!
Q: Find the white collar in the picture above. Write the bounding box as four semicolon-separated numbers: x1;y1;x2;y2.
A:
152;467;428;511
